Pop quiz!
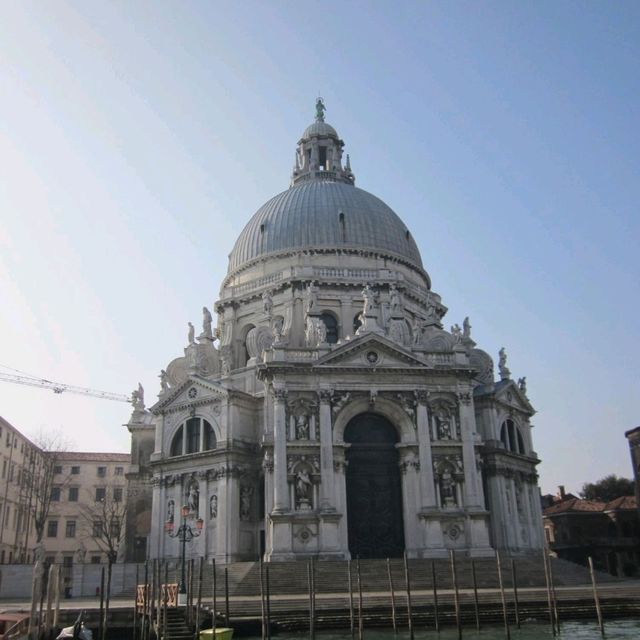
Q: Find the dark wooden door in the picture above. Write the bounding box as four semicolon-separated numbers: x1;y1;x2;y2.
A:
345;413;405;558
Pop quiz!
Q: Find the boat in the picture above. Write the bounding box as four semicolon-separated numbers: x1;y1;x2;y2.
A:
199;628;234;640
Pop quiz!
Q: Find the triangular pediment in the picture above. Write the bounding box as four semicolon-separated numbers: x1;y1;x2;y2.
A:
150;375;228;413
494;379;535;415
314;333;431;370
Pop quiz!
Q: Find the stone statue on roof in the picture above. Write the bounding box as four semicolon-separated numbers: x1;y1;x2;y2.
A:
315;97;326;122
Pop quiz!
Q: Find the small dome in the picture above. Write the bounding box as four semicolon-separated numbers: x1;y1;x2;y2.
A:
302;121;338;139
228;180;423;275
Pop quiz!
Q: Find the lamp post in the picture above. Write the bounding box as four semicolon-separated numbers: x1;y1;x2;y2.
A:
165;504;203;606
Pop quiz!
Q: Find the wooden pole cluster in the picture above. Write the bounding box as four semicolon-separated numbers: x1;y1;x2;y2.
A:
347;560;355;638
356;558;364;640
449;550;461;640
471;559;480;632
431;560;439;633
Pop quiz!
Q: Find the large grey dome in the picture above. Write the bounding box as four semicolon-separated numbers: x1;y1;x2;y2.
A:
228;180;423;275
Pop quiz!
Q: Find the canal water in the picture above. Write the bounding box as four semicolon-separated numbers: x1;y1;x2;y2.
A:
248;619;640;639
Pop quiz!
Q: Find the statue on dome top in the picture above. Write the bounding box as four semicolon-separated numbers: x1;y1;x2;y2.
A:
498;347;511;380
202;307;213;339
315;97;326;122
463;316;472;339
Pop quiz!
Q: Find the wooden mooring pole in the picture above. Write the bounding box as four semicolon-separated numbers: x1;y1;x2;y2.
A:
588;556;605;637
163;563;169;640
495;551;510;640
386;558;397;634
260;560;266;640
548;552;560;632
431;560;439;633
99;566;105;640
211;559;217;635
224;567;230;626
347;560;355;638
195;558;203;640
511;559;520;629
449;550;462;640
307;560;315;640
542;547;556;636
143;560;150;640
265;564;272;640
356;557;364;640
133;564;139;640
471;559;480;631
403;552;414;640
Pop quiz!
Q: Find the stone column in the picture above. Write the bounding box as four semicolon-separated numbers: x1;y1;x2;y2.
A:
318;390;335;511
458;395;484;508
272;388;289;513
339;296;353;339
415;394;436;507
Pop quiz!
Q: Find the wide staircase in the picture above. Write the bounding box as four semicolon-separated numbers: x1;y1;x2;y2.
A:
198;554;621;599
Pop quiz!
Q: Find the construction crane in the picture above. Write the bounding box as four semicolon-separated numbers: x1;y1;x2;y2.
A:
0;371;132;404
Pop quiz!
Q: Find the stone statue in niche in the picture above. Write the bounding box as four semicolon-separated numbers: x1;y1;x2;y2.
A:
362;284;377;315
305;316;326;347
186;478;199;516
295;413;310;440
304;282;317;315
202;307;213;339
167;499;175;524
220;345;232;375
272;316;284;344
262;290;273;317
435;408;453;439
295;468;313;510
411;316;424;345
439;470;457;506
209;494;218;519
389;283;402;314
240;486;253;521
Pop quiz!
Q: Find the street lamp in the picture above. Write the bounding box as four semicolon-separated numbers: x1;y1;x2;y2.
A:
165;504;203;605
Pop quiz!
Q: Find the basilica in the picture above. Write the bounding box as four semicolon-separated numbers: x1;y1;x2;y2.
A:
124;101;543;563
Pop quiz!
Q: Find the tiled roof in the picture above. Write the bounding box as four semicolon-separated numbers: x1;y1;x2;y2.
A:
544;495;637;515
57;452;130;462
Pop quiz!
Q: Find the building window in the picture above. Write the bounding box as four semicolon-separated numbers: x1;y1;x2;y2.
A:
319;312;339;344
65;521;76;538
97;466;106;478
113;488;123;503
114;466;124;476
90;555;101;564
170;418;216;457
71;466;80;475
47;521;58;538
93;520;103;537
109;518;121;538
95;487;106;502
51;487;61;501
54;465;63;474
68;487;79;502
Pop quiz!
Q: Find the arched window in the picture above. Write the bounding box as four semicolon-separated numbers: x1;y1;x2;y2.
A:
170;418;216;457
500;419;526;455
320;312;339;344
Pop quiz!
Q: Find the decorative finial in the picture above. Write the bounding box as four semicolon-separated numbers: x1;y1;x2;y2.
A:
315;97;326;122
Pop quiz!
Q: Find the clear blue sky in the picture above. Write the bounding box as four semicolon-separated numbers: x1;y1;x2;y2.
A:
1;1;638;495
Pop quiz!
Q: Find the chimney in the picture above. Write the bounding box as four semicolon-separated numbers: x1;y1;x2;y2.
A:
558;485;566;499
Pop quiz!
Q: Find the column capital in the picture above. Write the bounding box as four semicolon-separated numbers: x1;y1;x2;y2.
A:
318;389;333;403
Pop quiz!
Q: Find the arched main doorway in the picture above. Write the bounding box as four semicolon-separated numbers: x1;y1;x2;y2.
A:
344;413;405;558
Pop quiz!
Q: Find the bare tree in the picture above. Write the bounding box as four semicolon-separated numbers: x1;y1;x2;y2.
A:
78;487;127;640
28;432;71;545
